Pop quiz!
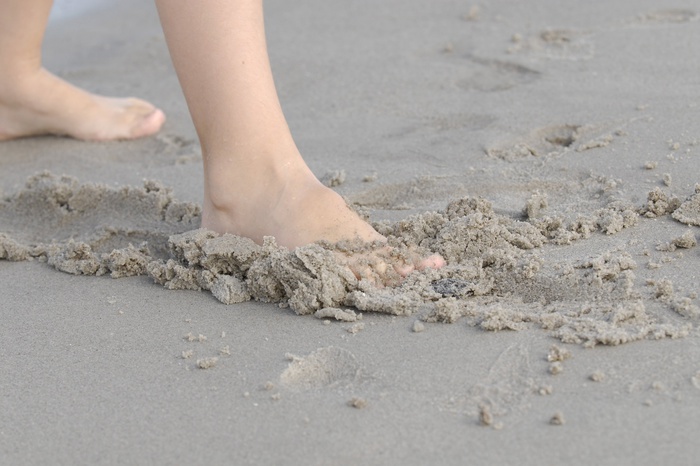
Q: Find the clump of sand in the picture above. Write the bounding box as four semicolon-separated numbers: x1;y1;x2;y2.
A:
547;344;571;362
641;187;681;218
0;233;31;261
314;308;361;322
550;411;565;425
321;169;346;187
196;357;218;369
672;185;700;226
348;397;368;409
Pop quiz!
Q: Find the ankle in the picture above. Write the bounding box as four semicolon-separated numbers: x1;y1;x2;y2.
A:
203;145;311;210
201;152;325;242
0;66;45;105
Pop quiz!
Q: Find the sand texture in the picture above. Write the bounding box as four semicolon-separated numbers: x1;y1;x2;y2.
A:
2;0;700;465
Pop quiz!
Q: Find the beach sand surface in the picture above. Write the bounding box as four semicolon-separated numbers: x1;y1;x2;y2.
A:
2;0;700;464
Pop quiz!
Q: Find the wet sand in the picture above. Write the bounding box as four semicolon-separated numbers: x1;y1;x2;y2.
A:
2;0;700;464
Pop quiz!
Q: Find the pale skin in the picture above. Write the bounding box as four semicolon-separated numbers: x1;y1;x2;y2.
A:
0;0;444;280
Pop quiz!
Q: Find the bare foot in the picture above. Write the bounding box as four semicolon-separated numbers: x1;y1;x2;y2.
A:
201;150;445;283
0;68;165;141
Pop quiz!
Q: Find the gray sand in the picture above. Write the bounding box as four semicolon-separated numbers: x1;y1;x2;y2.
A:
2;0;700;465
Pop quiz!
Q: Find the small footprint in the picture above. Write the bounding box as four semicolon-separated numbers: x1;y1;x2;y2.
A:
155;133;202;165
508;29;595;61
487;124;582;160
443;344;538;421
349;175;471;210
280;346;362;390
156;133;195;150
425;113;497;132
456;55;540;92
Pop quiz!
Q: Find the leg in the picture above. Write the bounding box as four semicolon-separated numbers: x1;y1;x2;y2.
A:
0;0;165;141
155;0;443;277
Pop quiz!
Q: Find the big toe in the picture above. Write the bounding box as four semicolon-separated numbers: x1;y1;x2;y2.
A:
129;107;166;139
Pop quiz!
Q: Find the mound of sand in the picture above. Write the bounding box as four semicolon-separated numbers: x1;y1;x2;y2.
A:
1;173;696;347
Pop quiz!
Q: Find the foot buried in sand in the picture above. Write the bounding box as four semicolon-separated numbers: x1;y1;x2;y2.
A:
0;68;165;141
329;239;445;287
201;170;445;286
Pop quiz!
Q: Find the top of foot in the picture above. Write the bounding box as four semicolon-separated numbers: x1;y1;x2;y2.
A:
0;68;165;141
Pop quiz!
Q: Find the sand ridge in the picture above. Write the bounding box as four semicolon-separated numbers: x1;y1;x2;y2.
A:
1;171;697;348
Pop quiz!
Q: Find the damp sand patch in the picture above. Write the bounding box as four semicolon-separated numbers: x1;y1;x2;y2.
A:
1;173;696;347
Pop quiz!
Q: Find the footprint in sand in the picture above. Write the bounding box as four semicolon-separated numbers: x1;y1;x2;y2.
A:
154;133;201;165
383;113;497;140
455;56;540;92
486;124;582;160
443;344;538;423
634;9;698;24
485;123;626;161
0;172;200;267
280;346;362;391
508;29;595;61
348;175;472;210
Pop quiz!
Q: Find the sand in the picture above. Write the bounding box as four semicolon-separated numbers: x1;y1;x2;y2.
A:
2;0;700;464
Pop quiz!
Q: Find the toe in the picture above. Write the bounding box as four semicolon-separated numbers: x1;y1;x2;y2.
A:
129;108;166;138
417;254;446;270
393;261;415;277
